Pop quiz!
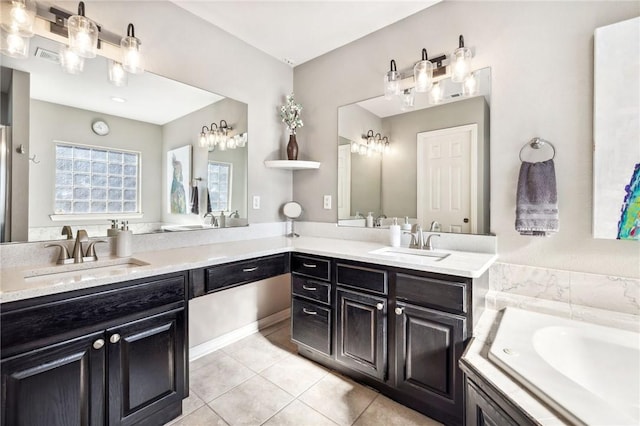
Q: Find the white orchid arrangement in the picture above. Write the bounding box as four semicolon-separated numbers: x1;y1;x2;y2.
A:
280;93;304;135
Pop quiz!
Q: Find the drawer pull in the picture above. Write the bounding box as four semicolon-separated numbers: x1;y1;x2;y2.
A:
302;308;318;315
302;263;317;268
302;285;317;291
110;334;121;344
395;307;404;315
93;339;105;350
242;267;259;272
376;302;384;311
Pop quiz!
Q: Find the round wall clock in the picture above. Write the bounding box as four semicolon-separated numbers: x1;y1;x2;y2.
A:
92;120;110;136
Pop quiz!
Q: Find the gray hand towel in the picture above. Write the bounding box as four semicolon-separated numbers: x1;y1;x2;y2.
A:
515;159;559;236
206;188;212;214
190;184;199;214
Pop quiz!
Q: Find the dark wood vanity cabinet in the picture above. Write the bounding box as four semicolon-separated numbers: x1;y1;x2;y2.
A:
0;273;188;426
290;256;485;426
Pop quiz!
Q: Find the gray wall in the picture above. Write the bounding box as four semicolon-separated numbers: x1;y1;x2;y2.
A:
161;97;248;225
293;1;640;277
10;70;29;241
29;100;163;227
380;96;488;232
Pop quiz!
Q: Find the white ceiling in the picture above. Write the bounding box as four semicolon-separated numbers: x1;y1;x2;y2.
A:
171;1;440;66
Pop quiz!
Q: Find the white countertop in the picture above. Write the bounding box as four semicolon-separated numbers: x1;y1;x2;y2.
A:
0;236;497;303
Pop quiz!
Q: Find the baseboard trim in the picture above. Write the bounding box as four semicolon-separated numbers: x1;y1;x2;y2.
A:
189;308;291;362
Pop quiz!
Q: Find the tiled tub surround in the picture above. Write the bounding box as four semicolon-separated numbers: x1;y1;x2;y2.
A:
0;235;497;303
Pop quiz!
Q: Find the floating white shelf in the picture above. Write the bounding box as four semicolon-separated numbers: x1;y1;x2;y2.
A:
264;160;321;170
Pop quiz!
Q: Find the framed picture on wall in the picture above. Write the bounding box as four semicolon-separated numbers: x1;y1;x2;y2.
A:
167;145;192;214
593;17;639;240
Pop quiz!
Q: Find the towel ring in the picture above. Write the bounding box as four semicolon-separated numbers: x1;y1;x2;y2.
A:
519;137;556;162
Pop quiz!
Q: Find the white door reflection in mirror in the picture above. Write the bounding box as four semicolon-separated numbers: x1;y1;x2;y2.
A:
338;144;351;220
417;124;477;233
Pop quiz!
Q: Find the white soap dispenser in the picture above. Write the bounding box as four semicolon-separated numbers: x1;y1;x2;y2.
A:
366;212;374;228
116;220;132;257
219;211;226;228
389;217;401;247
401;217;412;246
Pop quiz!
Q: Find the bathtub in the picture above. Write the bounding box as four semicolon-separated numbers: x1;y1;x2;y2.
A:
488;308;640;425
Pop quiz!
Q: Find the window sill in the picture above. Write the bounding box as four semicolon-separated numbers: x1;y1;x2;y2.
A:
49;213;144;222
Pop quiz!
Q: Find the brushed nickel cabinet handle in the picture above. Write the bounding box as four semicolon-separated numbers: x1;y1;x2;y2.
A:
302;308;317;315
243;267;258;272
302;285;317;291
302;263;317;268
109;334;121;344
93;339;105;350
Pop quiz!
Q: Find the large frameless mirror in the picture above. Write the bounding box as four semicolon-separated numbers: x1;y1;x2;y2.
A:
337;67;491;234
1;35;248;243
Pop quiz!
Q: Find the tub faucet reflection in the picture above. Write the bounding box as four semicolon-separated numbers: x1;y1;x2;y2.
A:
203;212;218;227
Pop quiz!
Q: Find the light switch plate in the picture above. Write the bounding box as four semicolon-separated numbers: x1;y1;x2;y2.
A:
323;195;331;209
252;196;260;209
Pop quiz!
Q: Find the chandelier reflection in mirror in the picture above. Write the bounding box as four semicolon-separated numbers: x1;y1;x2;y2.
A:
351;130;390;157
0;0;144;86
199;120;247;152
384;35;478;106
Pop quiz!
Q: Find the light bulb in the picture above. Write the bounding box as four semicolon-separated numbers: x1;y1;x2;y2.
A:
199;132;207;148
351;141;358;153
108;61;128;87
413;60;433;93
1;31;28;58
429;82;443;104
60;45;85;74
218;139;227;151
463;73;478;96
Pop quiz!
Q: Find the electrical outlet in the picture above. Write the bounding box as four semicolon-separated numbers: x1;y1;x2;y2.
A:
323;195;332;210
252;195;260;209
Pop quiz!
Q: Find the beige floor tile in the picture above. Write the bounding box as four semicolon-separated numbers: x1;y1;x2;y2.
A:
190;349;226;372
227;336;292;373
258;319;290;337
168;405;228;426
263;400;338;426
298;373;378;426
222;332;271;355
189;354;256;403
261;353;328;396
265;325;298;353
209;375;294;425
353;395;442;426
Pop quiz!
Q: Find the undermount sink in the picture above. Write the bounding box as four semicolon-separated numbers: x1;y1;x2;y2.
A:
23;258;150;282
368;247;451;262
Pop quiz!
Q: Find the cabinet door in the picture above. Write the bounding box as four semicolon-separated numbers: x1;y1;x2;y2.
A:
291;298;332;355
336;288;387;380
1;332;106;426
395;302;466;420
107;308;185;426
465;379;519;426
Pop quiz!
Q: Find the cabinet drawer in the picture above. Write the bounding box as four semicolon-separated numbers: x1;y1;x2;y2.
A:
336;263;387;295
396;273;468;314
1;274;185;354
291;298;331;356
205;254;287;293
292;276;331;305
291;254;331;281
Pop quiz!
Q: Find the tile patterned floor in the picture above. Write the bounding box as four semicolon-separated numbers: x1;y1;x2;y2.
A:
167;320;442;426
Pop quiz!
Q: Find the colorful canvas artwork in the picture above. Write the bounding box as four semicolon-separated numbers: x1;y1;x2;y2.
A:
618;164;640;239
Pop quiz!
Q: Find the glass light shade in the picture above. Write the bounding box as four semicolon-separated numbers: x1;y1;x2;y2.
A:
237;133;247;147
227;137;237;149
108;60;128;87
68;14;98;58
358;144;366;156
199;132;207;148
463;73;478;96
401;89;415;111
429;82;443;104
451;46;472;83
1;0;36;36
121;35;144;74
384;70;401;100
218;139;227;151
207;129;217;146
384;142;390;154
1;29;28;58
350;141;358;153
59;45;85;74
413;60;433;93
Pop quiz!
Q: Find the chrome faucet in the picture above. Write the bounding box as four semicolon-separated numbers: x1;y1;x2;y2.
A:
429;221;441;232
405;224;426;249
425;234;440;251
203;212;218;227
375;214;387;227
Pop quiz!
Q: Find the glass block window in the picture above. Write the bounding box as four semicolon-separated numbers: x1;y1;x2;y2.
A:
54;143;140;215
207;161;232;212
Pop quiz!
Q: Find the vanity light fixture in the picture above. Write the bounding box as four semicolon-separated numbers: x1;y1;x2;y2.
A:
383;136;390;154
67;1;98;58
59;44;84;74
199;120;236;152
108;60;127;87
121;23;143;74
450;34;472;83
384;59;400;99
353;130;389;157
413;48;433;93
0;0;36;58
